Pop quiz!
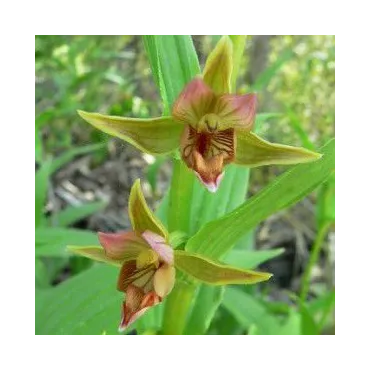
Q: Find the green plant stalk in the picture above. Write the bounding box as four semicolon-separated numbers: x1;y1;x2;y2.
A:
300;222;332;302
162;161;195;334
163;36;248;334
162;279;197;334
168;159;194;234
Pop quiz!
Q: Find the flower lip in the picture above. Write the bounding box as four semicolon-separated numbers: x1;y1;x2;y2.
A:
118;306;150;332
118;286;161;332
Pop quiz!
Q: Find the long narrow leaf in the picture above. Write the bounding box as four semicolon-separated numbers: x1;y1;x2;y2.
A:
222;287;280;334
35;159;52;227
52;201;107;227
50;143;105;175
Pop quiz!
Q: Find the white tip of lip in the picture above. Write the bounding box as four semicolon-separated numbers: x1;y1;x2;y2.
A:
204;183;218;193
194;171;225;193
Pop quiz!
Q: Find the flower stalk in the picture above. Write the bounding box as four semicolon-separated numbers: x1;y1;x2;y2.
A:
161;278;197;335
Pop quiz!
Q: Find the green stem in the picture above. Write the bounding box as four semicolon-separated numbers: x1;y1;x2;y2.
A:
162;279;197;334
300;222;331;302
167;159;194;234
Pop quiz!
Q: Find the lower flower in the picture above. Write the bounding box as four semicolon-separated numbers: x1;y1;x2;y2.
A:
68;179;272;332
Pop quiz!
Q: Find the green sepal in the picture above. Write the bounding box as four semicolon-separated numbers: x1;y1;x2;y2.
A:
67;245;121;267
77;110;182;155
235;131;322;167
174;250;272;285
202;36;233;94
129;179;169;240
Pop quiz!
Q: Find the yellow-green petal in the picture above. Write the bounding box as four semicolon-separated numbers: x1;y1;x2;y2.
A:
203;36;233;94
235;131;322;167
77;110;182;155
129;179;169;240
174;250;272;285
67;245;121;267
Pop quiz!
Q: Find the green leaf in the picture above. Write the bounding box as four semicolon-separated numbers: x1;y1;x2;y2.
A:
35;258;50;289
186;139;335;259
190;164;250;234
185;285;224;335
307;289;335;331
174;250;272;285
52;201;107;227
229;35;247;91
143;35;200;112
36;264;122;334
35;227;99;257
222;287;280;334
50;143;105;175
35;126;43;163
317;172;335;228
300;303;320;335
223;248;285;269
275;309;302;335
248;308;302;337
35;159;52;227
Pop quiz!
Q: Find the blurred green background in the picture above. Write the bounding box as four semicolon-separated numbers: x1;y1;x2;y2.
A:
35;35;335;335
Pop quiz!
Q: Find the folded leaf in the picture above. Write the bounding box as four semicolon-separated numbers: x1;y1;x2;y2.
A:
235;131;322;167
129;179;169;240
67;246;121;267
203;36;233;94
174;250;272;285
78;111;182;155
185;285;225;335
222;287;281;334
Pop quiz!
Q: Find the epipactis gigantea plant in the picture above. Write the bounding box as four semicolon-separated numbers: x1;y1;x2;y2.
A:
69;180;272;331
78;36;321;192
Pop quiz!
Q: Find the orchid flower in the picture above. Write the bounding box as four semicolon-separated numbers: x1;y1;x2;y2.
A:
69;180;272;332
78;37;320;192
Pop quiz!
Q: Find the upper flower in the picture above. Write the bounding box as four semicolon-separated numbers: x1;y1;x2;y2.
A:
78;36;321;192
69;179;273;332
172;77;257;191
